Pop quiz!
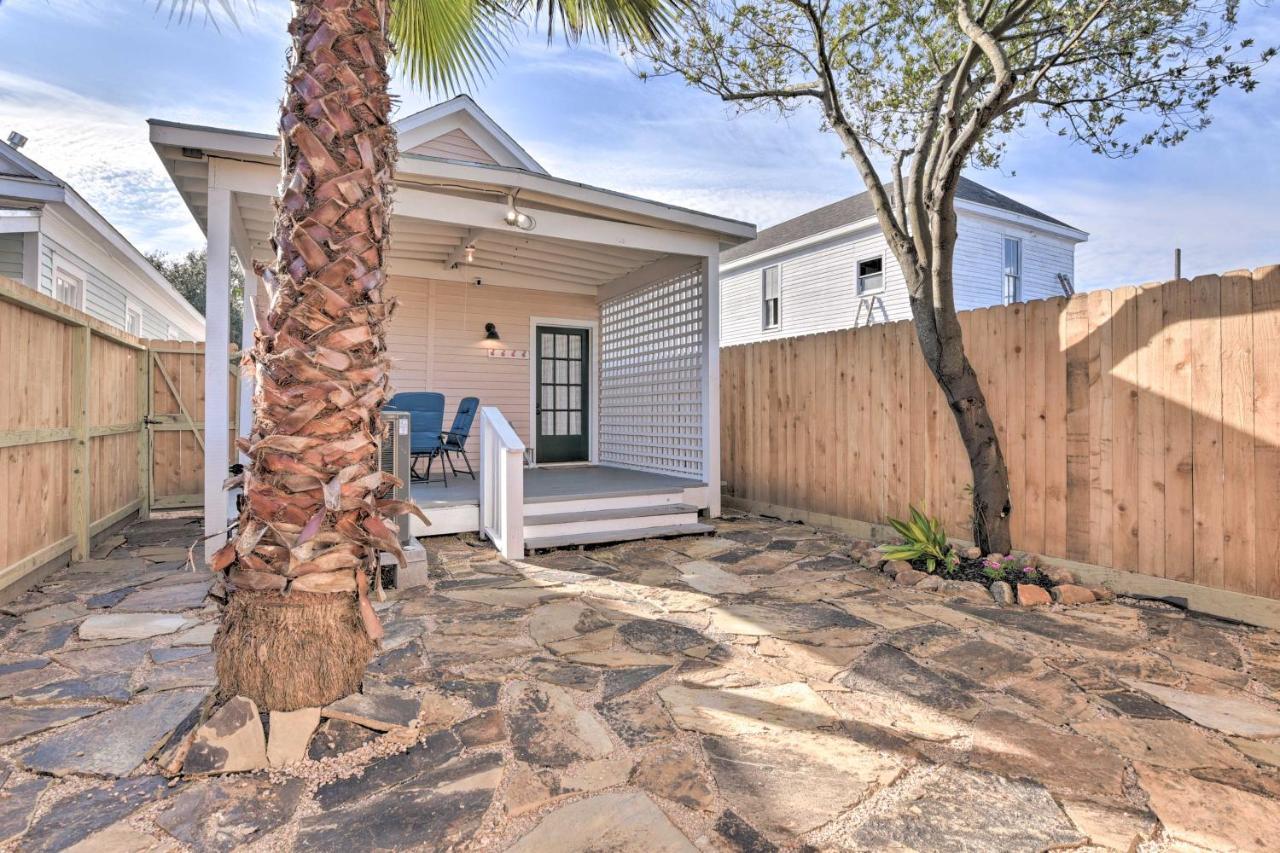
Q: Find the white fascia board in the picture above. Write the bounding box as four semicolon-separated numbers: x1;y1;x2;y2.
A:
721;217;882;273
956;200;1089;243
0;175;65;204
48;197;206;335
396;155;756;242
153;119;755;245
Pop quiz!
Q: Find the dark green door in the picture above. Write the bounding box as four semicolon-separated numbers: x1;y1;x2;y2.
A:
535;326;590;463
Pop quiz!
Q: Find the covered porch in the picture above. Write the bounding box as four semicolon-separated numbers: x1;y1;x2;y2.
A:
149;98;754;558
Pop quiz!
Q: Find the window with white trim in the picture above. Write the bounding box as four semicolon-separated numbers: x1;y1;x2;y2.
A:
125;305;142;336
54;267;83;310
761;265;780;330
1002;236;1022;304
856;256;884;295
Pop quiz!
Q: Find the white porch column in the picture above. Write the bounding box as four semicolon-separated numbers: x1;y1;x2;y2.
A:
203;186;233;561
701;252;721;517
237;267;261;460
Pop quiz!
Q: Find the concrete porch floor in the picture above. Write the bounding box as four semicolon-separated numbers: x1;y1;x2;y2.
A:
0;514;1278;850
409;464;705;508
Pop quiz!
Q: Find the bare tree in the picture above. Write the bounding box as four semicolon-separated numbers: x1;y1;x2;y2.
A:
641;0;1272;552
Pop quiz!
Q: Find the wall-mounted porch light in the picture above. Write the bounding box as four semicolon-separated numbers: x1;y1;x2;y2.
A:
464;243;476;264
484;322;500;341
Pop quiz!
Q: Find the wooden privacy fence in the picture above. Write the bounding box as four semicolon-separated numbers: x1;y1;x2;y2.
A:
721;265;1280;602
0;276;234;594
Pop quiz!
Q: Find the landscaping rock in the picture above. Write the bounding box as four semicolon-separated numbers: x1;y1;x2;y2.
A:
1042;565;1076;585
989;580;1014;606
509;681;613;766
601;665;670;700
267;707;321;767
845;644;983;716
1016;583;1051;606
961;546;983;560
183;696;268;775
114;581;211;613
454;708;505;747
1086;584;1116;602
506;791;697;853
144;654;216;691
1052;584;1096;605
632;746;714;811
323;682;422;731
596;693;679;747
78;612;195;641
884;559;913;576
915;574;942;591
937;579;993;602
894;568;929;586
313;729;463;809
21;688;205;777
307;718;379;760
848;764;1085;852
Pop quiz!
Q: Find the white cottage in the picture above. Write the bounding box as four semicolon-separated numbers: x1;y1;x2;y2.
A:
720;177;1088;345
149;96;755;557
0;138;205;340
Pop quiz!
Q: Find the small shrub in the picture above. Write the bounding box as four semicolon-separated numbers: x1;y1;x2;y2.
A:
883;506;950;574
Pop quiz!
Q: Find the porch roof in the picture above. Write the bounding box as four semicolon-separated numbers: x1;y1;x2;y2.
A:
148;110;755;293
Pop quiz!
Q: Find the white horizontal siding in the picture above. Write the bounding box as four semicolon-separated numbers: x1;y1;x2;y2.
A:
407;129;500;165
0;233;23;281
720;211;1077;345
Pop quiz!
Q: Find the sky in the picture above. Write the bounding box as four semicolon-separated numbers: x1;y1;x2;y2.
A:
0;0;1277;290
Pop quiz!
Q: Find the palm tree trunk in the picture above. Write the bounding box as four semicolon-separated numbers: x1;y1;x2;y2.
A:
212;0;407;711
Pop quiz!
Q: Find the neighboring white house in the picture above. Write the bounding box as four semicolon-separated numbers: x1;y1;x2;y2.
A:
720;177;1088;345
0;137;205;340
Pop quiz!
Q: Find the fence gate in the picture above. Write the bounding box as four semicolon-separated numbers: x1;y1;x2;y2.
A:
145;342;237;512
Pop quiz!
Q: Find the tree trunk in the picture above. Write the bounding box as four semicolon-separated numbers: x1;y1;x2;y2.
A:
212;0;406;711
909;301;1013;555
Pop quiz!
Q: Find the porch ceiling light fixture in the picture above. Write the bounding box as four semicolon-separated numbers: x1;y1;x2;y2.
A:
484;322;500;341
503;192;536;231
464;243;476;264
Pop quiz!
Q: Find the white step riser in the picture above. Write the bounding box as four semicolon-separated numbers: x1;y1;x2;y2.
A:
524;491;686;516
525;511;700;539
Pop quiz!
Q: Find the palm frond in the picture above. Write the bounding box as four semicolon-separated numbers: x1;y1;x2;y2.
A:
523;0;680;46
391;0;514;93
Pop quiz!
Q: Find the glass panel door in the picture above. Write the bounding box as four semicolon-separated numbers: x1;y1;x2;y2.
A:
535;326;589;463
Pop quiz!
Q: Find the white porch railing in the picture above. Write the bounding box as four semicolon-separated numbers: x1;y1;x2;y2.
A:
477;406;525;559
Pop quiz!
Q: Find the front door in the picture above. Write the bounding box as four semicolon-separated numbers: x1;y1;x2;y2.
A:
535;325;590;463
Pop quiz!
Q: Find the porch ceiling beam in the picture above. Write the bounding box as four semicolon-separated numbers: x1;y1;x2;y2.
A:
387;257;596;295
206;157;721;257
474;245;635;280
475;241;645;277
474;232;652;269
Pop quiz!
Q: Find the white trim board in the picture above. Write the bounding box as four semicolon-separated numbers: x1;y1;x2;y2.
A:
528;316;601;468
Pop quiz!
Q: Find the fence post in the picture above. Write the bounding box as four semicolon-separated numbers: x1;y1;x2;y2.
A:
137;345;151;521
70;326;91;560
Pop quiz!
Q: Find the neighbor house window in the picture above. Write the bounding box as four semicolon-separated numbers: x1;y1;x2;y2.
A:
125;305;142;336
857;257;884;295
762;265;780;330
54;268;83;310
1002;237;1022;303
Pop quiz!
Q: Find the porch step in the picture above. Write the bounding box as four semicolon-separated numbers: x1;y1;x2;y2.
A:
525;503;700;527
524;521;716;552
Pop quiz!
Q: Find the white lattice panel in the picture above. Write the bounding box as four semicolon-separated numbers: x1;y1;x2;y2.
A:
600;266;705;477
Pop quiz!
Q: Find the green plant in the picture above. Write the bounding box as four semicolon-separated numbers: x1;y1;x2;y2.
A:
883;506;950;574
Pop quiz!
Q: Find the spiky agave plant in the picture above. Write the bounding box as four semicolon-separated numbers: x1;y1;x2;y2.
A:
881;505;950;575
187;0;681;710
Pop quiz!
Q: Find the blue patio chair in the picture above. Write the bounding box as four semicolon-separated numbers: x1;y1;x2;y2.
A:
442;396;479;480
386;391;449;486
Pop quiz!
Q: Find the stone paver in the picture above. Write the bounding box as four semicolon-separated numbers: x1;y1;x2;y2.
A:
0;512;1277;851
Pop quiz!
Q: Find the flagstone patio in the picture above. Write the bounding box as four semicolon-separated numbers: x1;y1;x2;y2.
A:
2;512;1280;851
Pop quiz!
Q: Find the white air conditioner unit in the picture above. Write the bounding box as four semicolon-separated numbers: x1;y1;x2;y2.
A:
379;410;413;546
